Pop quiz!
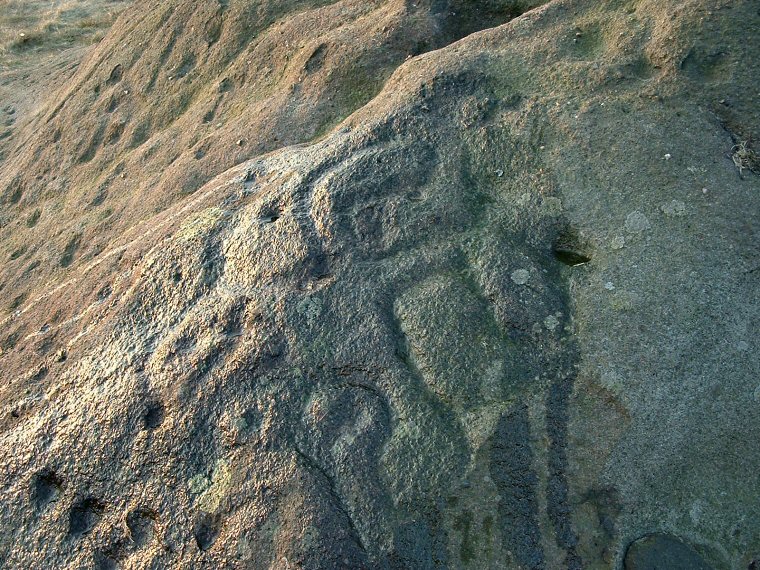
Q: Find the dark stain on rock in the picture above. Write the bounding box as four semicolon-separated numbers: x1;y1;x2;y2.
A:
547;373;582;570
453;510;476;564
93;551;119;570
389;517;447;570
583;486;621;539
489;404;545;569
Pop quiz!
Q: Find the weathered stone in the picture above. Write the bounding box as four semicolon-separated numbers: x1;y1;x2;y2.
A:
0;0;757;569
624;534;714;570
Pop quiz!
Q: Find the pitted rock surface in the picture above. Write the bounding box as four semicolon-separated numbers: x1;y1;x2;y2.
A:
0;0;758;569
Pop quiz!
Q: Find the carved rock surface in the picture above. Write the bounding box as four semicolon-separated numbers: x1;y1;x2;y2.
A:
0;1;758;569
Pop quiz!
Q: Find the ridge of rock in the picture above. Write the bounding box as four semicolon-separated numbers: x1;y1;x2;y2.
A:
0;0;758;569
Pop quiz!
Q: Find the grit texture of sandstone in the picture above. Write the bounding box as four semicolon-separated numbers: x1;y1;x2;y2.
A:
0;1;758;569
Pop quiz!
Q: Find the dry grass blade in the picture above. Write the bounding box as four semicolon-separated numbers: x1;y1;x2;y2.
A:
732;140;759;175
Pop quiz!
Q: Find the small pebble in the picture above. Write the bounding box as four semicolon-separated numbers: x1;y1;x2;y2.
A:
604;282;615;291
664;153;672;160
495;169;504;177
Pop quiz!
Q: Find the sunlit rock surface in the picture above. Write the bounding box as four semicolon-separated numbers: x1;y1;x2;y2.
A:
0;1;758;568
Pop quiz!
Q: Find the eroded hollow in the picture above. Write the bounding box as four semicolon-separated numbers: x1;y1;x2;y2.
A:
68;497;105;537
193;512;221;552
554;247;591;267
31;469;63;511
126;507;158;546
553;226;592;267
624;534;714;570
142;401;165;430
433;0;548;44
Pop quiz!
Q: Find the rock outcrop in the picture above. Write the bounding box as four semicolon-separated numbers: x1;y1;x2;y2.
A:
0;1;758;569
